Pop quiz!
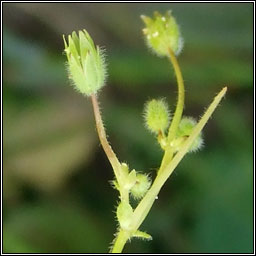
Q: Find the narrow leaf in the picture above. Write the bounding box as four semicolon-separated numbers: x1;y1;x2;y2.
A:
133;230;152;240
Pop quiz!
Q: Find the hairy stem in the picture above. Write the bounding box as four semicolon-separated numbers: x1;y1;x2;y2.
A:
111;229;130;253
91;94;121;178
112;87;227;252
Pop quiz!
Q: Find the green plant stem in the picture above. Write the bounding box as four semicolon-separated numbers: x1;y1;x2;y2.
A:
120;188;129;203
91;95;130;203
167;48;185;143
159;48;185;173
111;87;227;253
91;94;121;178
131;86;227;232
111;229;130;253
92;94;132;252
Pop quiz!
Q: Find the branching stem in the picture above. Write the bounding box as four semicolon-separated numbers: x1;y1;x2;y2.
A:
111;87;227;253
111;229;130;253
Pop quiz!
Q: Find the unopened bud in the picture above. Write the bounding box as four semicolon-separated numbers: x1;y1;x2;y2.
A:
175;117;203;153
63;30;106;96
141;10;183;57
144;99;170;134
131;174;151;200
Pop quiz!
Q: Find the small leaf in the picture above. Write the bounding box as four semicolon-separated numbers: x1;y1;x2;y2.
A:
126;170;137;189
120;163;129;176
110;180;119;191
133;230;152;240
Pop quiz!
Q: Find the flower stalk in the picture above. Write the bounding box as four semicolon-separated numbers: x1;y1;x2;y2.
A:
63;10;227;254
91;94;121;177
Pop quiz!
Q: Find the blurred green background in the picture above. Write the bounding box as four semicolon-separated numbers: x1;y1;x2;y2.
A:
3;2;253;254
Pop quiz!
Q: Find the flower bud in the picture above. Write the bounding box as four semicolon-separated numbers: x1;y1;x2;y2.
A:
63;30;106;96
131;174;151;200
175;117;203;152
141;10;183;57
116;201;133;230
144;99;170;134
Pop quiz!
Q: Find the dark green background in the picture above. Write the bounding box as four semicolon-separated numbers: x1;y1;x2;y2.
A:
3;2;253;253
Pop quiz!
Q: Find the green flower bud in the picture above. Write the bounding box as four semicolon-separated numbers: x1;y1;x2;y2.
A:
144;99;170;134
172;117;203;153
63;30;106;96
131;174;151;200
176;117;197;137
141;10;183;57
116;201;133;230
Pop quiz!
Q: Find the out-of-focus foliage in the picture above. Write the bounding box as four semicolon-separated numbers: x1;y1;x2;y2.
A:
3;3;253;253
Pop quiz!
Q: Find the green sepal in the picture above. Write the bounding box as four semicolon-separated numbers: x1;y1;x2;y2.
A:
68;35;80;65
63;29;106;96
